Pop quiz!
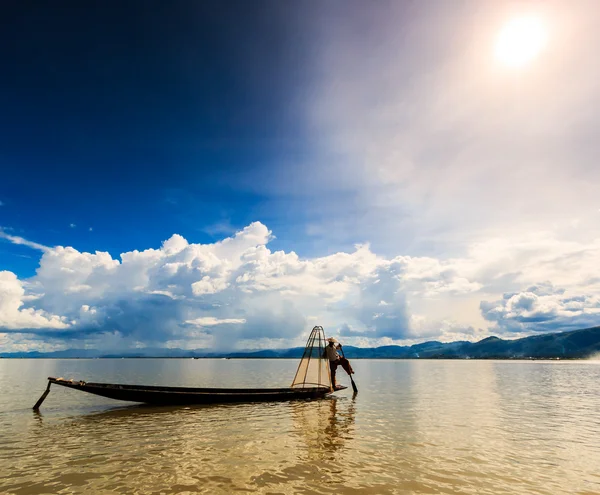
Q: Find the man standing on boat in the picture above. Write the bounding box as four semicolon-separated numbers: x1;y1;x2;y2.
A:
324;337;354;388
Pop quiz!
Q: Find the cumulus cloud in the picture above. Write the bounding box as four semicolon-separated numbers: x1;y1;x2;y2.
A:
341;261;410;340
1;221;599;352
481;284;600;334
0;271;70;330
0;222;489;350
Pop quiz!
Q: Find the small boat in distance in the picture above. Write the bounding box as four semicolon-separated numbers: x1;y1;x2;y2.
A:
33;326;348;409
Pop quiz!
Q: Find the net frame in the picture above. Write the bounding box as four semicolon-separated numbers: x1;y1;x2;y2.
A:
291;326;332;390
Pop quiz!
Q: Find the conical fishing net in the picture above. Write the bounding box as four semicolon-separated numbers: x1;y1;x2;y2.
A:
291;326;332;390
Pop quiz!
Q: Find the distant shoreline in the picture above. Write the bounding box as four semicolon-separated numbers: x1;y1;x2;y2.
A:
2;325;599;360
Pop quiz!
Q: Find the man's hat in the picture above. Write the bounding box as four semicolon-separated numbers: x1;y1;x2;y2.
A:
327;337;338;343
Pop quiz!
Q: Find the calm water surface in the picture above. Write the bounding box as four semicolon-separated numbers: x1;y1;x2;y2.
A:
1;359;599;494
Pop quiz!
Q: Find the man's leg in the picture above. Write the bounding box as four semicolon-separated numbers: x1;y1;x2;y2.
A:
340;357;354;375
329;361;338;387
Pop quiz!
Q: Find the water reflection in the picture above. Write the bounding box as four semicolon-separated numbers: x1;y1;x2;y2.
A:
291;396;357;462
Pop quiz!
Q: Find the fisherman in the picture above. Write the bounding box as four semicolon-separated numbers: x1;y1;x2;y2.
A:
324;337;354;389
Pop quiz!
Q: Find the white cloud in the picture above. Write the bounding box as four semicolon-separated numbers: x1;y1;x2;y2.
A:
0;271;69;330
185;317;246;327
481;284;600;334
70;223;76;228
0;228;50;252
191;276;229;295
0;222;599;352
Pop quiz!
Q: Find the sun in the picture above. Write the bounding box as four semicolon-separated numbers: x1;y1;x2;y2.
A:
495;16;547;68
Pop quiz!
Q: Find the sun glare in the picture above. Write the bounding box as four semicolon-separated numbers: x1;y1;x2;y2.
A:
495;16;547;68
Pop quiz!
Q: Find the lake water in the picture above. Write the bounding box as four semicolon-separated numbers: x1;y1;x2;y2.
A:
1;359;599;494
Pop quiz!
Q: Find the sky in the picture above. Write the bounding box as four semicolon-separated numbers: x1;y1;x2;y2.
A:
1;0;600;352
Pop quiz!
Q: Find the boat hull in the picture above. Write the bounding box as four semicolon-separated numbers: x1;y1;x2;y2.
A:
48;377;339;405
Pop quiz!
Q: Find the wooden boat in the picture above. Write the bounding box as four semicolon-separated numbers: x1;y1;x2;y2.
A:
33;326;353;409
41;377;342;405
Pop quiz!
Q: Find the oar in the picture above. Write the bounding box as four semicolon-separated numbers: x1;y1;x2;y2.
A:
33;380;52;410
340;346;358;394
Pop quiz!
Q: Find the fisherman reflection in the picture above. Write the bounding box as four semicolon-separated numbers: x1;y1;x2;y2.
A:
321;398;355;453
292;397;356;462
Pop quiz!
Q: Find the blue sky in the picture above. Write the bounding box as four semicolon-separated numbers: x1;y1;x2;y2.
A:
1;1;600;352
0;1;322;272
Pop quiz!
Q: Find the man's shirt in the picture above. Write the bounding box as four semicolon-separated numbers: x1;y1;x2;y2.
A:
325;345;340;362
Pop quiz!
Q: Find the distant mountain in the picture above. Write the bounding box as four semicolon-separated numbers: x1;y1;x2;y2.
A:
2;326;600;359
